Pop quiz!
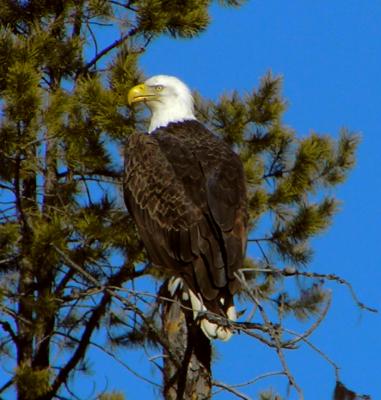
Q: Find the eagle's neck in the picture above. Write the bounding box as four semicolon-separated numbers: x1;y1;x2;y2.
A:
148;103;196;133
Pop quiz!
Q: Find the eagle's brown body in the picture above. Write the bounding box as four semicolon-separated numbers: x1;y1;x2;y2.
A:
124;120;247;322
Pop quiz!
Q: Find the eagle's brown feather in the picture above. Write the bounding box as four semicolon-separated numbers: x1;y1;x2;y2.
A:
124;120;247;317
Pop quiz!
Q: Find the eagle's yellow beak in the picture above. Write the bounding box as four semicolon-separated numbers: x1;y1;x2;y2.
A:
128;83;158;106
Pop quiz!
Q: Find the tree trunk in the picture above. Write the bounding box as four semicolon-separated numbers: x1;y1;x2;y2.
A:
162;284;212;400
16;151;37;399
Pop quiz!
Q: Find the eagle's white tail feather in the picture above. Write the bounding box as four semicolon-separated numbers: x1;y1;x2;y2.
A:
168;276;183;296
168;276;190;301
188;288;204;320
226;305;237;321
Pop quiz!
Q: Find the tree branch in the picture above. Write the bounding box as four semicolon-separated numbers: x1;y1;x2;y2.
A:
78;26;140;76
213;380;252;400
0;320;18;344
52;246;181;369
235;271;304;399
0;378;14;395
48;246;142;396
240;265;377;313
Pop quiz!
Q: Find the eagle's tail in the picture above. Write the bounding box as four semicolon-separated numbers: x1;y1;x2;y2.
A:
168;277;236;341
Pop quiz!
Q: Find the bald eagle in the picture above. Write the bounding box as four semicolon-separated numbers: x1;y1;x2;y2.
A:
125;75;247;340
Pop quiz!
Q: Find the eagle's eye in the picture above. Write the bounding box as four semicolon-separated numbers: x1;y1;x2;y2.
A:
154;85;164;92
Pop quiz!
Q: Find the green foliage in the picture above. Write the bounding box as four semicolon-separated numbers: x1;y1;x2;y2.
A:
247;73;287;125
109;47;141;102
277;282;327;320
0;223;19;260
259;391;282;400
0;1;359;399
193;73;359;340
201;74;358;278
137;0;210;38
218;0;247;6
15;365;51;400
98;391;126;400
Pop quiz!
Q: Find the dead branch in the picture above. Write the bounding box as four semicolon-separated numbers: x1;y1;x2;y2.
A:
213;371;286;398
213;380;252;400
240;266;377;313
235;270;304;399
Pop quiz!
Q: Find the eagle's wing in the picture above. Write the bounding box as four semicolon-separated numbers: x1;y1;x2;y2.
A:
124;122;247;304
124;133;201;268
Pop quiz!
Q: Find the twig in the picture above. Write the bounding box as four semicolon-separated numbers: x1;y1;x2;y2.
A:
237;326;289;349
0;304;32;326
0;378;14;395
290;270;377;313
213;371;286;398
213;380;252;400
0;320;18;344
0;257;15;265
56;331;162;389
53;246;102;287
0;183;14;191
85;18;99;60
110;0;137;11
52;246;182;368
80;26;139;74
284;327;340;381
239;266;377;313
272;336;303;399
285;291;332;347
235;271;304;399
231;371;287;388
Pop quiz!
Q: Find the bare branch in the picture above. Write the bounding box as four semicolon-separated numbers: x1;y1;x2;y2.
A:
0;320;18;344
230;371;287;389
79;26;140;75
240;265;377;313
91;340;162;388
48;245;148;395
52;246;182;369
54;331;162;389
287;269;377;313
285;291;332;347
0;304;32;326
0;257;16;265
213;380;252;400
0;183;14;191
235;271;304;399
285;326;341;382
0;378;14;395
213;371;287;399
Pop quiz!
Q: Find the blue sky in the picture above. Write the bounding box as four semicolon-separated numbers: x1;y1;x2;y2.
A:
134;1;381;399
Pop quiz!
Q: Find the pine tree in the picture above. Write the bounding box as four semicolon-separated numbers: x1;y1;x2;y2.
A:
0;1;370;400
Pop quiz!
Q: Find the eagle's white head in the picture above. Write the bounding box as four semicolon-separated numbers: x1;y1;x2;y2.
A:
128;75;196;133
